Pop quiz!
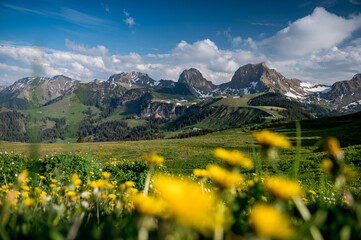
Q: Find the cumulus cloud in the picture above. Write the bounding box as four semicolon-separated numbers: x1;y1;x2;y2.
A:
65;39;108;55
268;38;361;84
262;7;361;56
0;39;266;84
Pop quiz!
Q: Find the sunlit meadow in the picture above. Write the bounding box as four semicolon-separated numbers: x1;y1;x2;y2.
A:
0;128;360;240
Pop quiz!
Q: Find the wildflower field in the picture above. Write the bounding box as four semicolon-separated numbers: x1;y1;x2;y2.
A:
0;123;361;239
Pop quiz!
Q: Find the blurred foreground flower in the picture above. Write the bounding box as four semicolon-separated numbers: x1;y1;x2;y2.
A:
214;148;253;169
321;159;334;176
18;170;28;183
102;172;111;179
324;137;343;160
265;176;303;200
207;164;244;189
253;130;291;149
24;198;35;208
153;174;219;234
144;152;164;165
250;203;294;240
193;169;209;178
133;194;167;217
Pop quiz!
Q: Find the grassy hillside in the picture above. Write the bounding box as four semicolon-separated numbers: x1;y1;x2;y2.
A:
10;90;354;143
1;112;360;186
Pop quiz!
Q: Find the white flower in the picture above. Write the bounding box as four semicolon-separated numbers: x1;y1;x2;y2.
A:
81;191;90;198
81;201;89;208
53;204;61;212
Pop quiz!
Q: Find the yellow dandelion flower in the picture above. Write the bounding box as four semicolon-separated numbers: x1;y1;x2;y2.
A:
265;176;303;200
108;194;116;200
193;169;209;178
321;159;334;176
247;180;254;187
89;179;113;189
102;172;111;179
22;191;30;198
38;191;48;203
128;188;138;195
309;190;317;196
70;173;79;182
144;152;164;165
66;191;77;198
73;179;82;188
71;173;82;187
214;148;253;169
39;176;46;180
324;137;342;158
124;181;134;188
207;164;244;189
24;198;35;208
132;193;167;217
250;203;294;240
18;170;28;183
51;179;57;183
21;185;30;191
345;165;357;182
153;174;218;234
90;171;94;175
34;187;42;195
253;130;291;149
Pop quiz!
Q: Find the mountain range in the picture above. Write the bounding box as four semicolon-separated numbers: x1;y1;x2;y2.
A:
0;62;360;142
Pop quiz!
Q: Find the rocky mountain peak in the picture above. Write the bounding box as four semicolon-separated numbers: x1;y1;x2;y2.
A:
178;68;215;98
318;72;361;111
107;72;156;87
228;63;267;90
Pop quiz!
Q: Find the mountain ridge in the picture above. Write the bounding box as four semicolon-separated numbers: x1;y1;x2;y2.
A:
0;62;360;114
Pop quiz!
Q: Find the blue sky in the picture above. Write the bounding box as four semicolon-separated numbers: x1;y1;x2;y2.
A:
0;0;361;85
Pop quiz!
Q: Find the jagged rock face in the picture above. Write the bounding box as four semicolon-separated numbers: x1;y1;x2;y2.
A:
0;75;79;109
158;79;176;87
320;74;361;111
139;101;187;119
219;63;306;97
84;81;128;106
108;72;157;87
227;63;268;92
178;68;215;98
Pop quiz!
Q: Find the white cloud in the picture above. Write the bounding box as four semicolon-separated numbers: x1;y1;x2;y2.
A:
125;17;135;27
232;36;242;46
65;39;108;56
269;38;361;83
262;7;361;56
0;39;265;84
123;10;135;27
0;63;31;74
